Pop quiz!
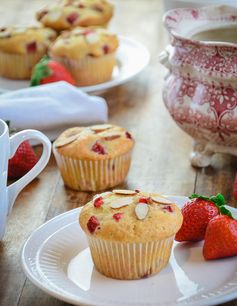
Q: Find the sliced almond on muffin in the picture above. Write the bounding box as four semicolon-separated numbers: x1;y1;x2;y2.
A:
110;196;134;208
151;196;173;205
135;203;149;220
113;189;137;195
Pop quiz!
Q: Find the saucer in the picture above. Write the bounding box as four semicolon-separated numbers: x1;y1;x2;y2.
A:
21;196;237;306
0;36;150;94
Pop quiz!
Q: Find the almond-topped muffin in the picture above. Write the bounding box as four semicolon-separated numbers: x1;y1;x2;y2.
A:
79;189;183;279
36;0;114;31
53;124;134;191
50;27;118;86
0;26;57;79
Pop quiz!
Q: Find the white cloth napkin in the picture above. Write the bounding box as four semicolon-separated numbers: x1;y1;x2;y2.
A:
0;81;108;140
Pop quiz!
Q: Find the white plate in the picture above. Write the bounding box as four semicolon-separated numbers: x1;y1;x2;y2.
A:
0;36;150;94
21;196;237;306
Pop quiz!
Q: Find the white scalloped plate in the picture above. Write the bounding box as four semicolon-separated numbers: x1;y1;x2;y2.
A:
0;36;150;94
21;196;237;306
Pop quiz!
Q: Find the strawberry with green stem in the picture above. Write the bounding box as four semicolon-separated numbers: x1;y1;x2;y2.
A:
175;193;233;242
175;191;237;260
30;56;76;86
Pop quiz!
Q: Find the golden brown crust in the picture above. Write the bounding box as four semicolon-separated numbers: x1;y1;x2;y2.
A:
53;124;134;160
50;27;118;60
0;26;57;54
36;0;113;31
79;191;183;243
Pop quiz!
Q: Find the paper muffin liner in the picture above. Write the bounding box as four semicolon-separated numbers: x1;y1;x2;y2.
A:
52;53;116;86
53;149;132;191
87;236;174;280
0;51;46;79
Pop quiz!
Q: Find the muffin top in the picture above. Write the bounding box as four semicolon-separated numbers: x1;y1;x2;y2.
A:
36;0;113;31
53;124;134;160
0;26;57;54
79;190;183;243
50;27;118;60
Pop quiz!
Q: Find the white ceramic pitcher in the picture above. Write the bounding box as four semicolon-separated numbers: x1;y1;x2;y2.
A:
0;119;51;239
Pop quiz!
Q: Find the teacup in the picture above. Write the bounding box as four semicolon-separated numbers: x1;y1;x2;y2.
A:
0;119;51;240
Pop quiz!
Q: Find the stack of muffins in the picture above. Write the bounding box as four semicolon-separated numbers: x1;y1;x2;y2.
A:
0;0;118;85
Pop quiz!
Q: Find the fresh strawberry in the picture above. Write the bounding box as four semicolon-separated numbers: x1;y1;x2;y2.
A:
203;215;237;260
8;140;38;179
30;56;76;86
175;194;224;242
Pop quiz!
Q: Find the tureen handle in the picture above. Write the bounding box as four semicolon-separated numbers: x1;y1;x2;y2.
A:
159;45;172;70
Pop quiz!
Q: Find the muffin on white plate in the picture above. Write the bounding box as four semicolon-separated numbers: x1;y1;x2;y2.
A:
50;27;118;86
0;26;57;79
36;0;114;31
79;189;183;279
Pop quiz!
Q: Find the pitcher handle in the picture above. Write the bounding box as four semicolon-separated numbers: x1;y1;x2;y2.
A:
7;130;51;214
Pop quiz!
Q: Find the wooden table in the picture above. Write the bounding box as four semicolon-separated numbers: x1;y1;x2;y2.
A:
1;1;237;305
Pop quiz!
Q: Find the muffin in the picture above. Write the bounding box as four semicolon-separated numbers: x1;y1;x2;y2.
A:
53;124;134;191
36;0;114;31
79;189;183;280
0;26;57;79
50;27;118;86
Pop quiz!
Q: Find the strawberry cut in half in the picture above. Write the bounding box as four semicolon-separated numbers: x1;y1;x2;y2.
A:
30;56;76;86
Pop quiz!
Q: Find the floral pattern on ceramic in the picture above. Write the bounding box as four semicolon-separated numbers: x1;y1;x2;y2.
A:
160;5;237;167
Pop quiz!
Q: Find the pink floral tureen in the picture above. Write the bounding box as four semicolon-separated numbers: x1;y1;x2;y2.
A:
160;5;237;167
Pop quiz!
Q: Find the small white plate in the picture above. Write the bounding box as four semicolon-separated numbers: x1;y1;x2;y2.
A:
21;196;237;306
0;36;150;94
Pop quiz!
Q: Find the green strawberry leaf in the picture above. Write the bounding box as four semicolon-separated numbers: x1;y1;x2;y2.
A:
210;193;226;207
189;193;234;219
189;194;210;201
219;206;234;218
30;56;52;86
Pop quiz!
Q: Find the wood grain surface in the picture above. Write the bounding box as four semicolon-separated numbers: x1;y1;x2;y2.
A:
0;0;237;305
